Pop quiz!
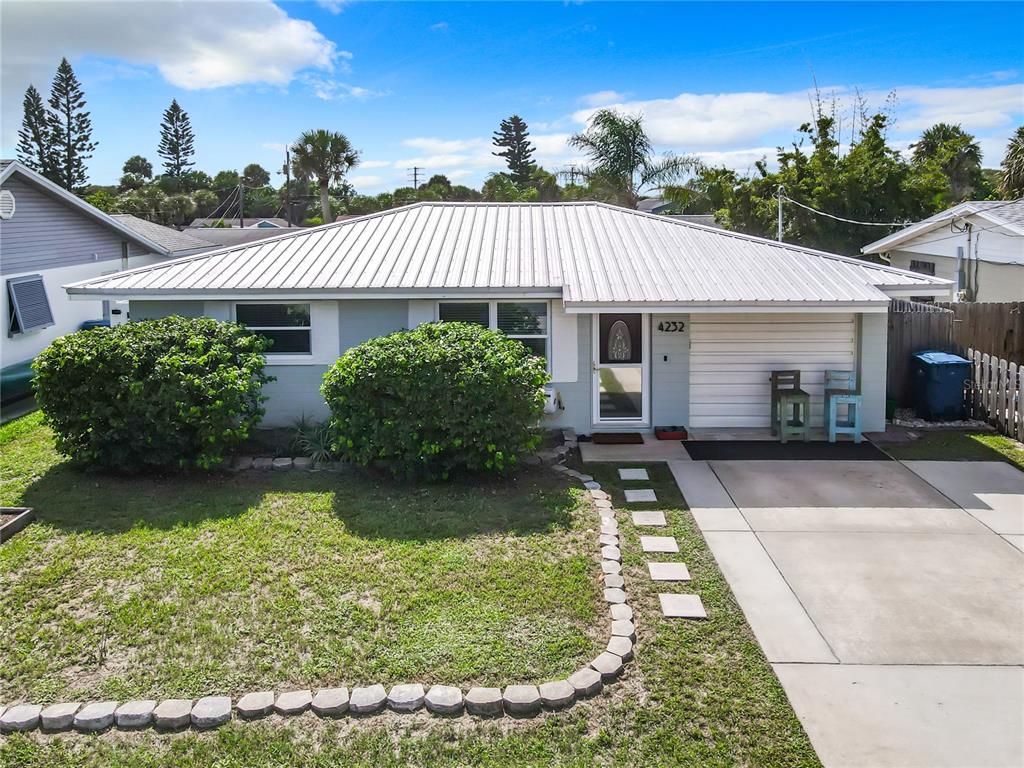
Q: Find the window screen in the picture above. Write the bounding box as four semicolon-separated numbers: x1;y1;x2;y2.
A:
497;302;548;335
7;275;54;335
438;302;489;326
909;260;936;277
235;303;311;354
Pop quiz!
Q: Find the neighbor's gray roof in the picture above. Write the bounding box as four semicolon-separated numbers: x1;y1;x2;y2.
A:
66;202;951;306
862;200;1024;254
188;216;291;229
111;214;217;255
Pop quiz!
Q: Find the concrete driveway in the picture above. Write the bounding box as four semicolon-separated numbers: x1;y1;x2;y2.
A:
670;458;1024;768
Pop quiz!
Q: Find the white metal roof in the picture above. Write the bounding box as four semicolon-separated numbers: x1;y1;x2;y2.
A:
66;202;951;307
862;200;1024;255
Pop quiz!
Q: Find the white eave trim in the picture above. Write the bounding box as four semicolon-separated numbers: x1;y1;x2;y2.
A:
563;300;892;314
65;287;564;301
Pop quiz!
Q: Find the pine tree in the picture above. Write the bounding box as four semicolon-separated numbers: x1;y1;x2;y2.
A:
16;85;54;179
158;99;196;177
47;57;97;192
492;115;535;185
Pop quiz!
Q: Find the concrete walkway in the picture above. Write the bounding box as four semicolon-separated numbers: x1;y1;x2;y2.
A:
670;458;1024;768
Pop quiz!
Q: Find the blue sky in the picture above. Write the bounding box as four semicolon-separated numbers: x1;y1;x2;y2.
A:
2;1;1022;193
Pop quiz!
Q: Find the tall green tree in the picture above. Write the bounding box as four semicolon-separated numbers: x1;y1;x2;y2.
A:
290;129;360;223
492;115;535;185
569;109;697;209
242;163;271;188
158;99;196;177
911;123;983;203
17;85;54;179
123;155;153;179
47;58;97;192
1001;125;1024;197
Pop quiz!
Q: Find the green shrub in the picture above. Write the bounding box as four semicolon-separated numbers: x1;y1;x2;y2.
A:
33;316;272;471
321;322;549;479
291;415;341;463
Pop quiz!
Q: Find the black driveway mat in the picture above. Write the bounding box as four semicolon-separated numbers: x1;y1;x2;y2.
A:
682;440;891;461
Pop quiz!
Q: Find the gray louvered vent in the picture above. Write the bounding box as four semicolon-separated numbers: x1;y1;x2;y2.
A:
7;275;54;334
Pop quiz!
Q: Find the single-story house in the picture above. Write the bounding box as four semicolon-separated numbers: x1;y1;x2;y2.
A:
66;202;953;433
0;160;215;398
188;216;292;229
861;200;1024;302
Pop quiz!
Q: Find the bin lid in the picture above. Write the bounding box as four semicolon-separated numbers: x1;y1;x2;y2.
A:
913;350;970;365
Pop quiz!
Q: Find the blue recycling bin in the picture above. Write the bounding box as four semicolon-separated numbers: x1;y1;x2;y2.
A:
911;350;971;421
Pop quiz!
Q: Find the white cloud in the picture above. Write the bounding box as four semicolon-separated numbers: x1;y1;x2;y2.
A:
348;174;385;188
402;137;489;153
447;170;474;181
429;21;450;32
316;0;348;14
303;76;387;101
579;90;627;107
359;159;394;169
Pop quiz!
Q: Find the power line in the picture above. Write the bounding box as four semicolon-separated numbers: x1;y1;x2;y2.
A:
780;191;908;227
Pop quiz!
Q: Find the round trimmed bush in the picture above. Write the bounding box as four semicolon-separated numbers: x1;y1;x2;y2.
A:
33;316;272;471
321;322;549;479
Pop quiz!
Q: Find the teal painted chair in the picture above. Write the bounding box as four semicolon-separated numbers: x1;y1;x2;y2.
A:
825;369;863;444
771;370;810;443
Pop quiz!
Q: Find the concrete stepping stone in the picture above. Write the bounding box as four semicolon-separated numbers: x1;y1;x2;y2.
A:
349;684;387;715
594;498;613;509
311;687;349;717
631;510;667;527
1;704;42;732
387;683;425;713
584;481;602;491
115;700;156;729
274;689;312;715
659;593;708;619
648;562;691;581
237;691;274;719
502;685;541;716
599;533;618;547
640;535;678;553
603;587;626;603
74;701;117;732
538;680;575;710
40;702;80;731
153;699;192;730
589;651;625;681
601;545;621;561
465;687;503;716
191;696;231;729
607;635;634;661
624;489;657;503
603;573;624;589
591;489;610;501
610;603;633;621
272;457;293;470
424;685;463;716
601;520;618;535
601;560;621;575
612;619;636;640
598;508;616;520
618;468;649;480
567;667;603;697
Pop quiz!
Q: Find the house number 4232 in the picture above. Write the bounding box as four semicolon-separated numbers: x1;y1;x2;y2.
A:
657;321;685;333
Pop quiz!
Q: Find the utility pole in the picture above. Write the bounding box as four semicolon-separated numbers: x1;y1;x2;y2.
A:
284;148;291;227
238;181;245;228
408;166;423;190
776;185;784;242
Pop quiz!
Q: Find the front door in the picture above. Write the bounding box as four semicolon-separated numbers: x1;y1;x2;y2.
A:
593;313;648;425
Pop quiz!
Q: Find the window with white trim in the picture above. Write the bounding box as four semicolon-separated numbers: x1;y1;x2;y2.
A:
909;259;936;276
235;303;311;354
7;275;54;336
437;300;550;360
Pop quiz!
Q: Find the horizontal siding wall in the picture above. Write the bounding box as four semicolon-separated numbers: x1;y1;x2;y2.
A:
689;313;856;428
0;177;130;273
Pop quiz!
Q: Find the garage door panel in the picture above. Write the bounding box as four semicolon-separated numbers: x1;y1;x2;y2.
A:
689;313;856;428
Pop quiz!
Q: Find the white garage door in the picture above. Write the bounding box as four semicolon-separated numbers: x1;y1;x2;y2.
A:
689;313;856;428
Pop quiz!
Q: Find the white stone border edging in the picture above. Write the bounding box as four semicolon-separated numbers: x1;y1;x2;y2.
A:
0;428;634;733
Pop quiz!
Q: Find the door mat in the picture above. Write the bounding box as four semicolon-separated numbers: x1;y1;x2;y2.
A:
682;440;890;461
592;432;645;445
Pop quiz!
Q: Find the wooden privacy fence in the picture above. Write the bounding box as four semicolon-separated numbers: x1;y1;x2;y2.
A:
887;300;954;405
965;349;1024;441
935;301;1024;365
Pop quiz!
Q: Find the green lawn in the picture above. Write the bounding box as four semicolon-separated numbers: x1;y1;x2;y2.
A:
1;414;819;767
882;429;1024;470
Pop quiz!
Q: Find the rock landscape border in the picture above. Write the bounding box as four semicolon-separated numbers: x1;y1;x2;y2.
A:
0;429;637;734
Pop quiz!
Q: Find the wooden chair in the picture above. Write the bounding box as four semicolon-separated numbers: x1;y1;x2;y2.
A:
825;369;863;443
771;370;810;443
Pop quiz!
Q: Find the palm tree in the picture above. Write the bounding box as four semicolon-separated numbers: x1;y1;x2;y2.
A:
568;109;698;209
290;129;359;223
911;123;982;201
1000;125;1024;197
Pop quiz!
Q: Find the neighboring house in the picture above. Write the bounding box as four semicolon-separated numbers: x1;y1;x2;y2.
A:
637;197;679;215
666;214;723;229
111;214;218;255
188;217;291;229
67;202;952;432
861;200;1024;302
183;227;295;248
0;160;214;398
